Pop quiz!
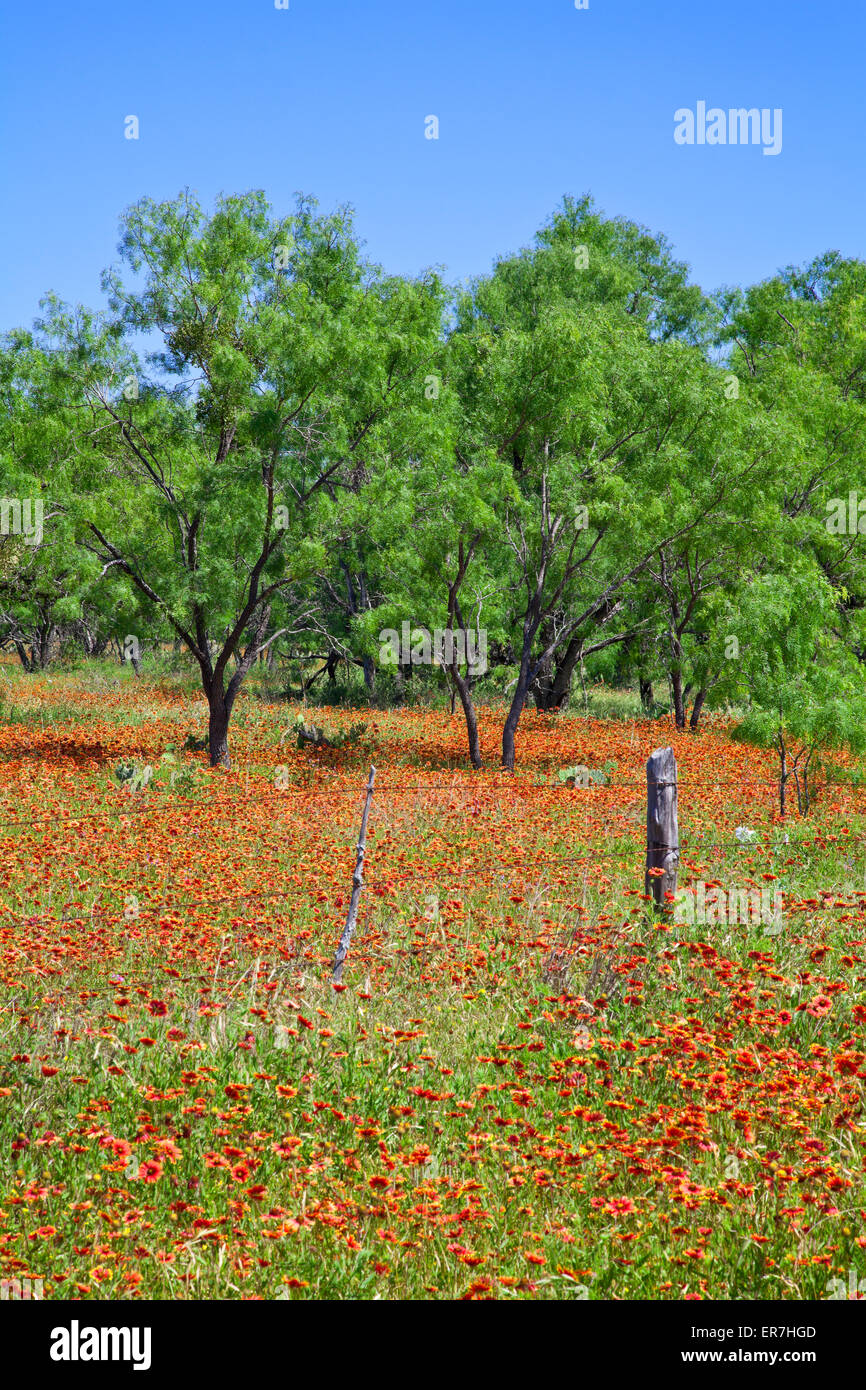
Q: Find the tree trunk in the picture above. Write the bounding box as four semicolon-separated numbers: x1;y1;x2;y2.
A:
502;656;533;771
532;665;553;711
531;631;584;712
639;677;654;712
13;640;35;673
532;627;555;710
541;633;583;711
670;666;686;729
689;686;707;730
208;693;231;769
200;604;271;768
36;624;54;669
449;667;482;769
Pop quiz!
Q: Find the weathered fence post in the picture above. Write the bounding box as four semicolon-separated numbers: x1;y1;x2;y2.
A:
332;766;376;983
645;746;679;910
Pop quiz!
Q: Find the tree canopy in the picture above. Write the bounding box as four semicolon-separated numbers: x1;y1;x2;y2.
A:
2;188;864;784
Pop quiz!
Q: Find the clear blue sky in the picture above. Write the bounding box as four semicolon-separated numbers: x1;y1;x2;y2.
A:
0;0;863;328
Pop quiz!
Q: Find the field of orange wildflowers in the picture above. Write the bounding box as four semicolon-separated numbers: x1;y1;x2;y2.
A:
1;664;865;1301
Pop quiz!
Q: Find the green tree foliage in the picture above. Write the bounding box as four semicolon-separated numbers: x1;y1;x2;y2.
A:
21;190;444;765
1;189;865;788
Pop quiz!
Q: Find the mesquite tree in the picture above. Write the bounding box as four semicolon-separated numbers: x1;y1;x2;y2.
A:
729;571;866;815
29;190;444;765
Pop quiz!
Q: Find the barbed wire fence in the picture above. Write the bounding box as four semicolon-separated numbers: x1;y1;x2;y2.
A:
1;745;865;1010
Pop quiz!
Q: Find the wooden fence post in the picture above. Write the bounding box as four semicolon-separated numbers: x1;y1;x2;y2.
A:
332;766;376;983
645;746;679;910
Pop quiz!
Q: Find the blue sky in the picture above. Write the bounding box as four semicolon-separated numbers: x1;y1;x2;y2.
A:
0;0;863;329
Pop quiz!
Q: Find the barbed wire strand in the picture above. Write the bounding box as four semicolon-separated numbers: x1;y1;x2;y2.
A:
0;773;864;832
